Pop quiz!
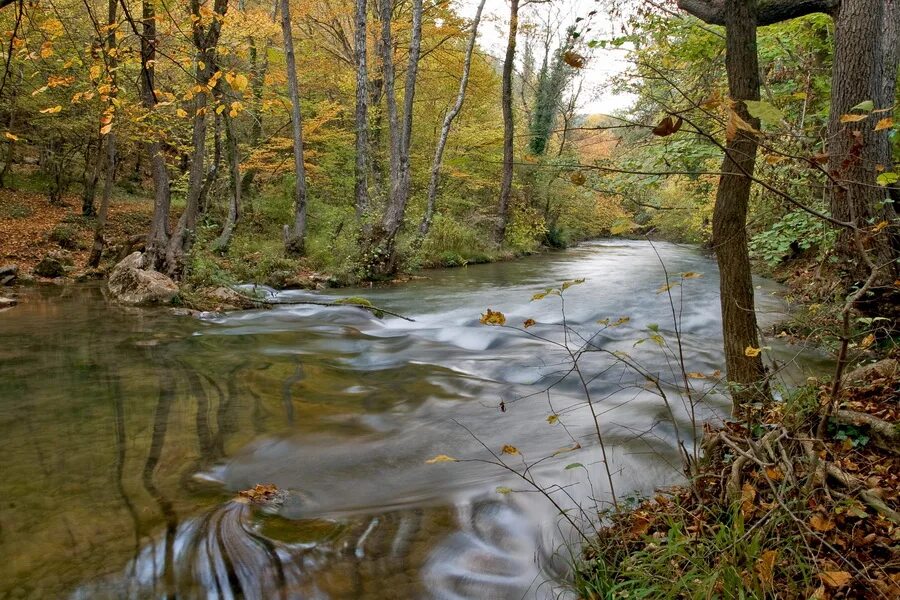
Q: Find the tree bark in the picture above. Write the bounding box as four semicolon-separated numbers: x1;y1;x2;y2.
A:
353;0;369;219
165;0;228;277
141;0;173;271
497;0;519;243
281;0;309;255
213;107;242;251
713;0;769;413
418;0;486;237
828;0;899;282
88;0;118;268
677;0;839;26
81;139;102;216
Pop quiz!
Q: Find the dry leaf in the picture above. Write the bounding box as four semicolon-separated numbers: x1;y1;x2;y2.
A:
745;346;762;357
840;113;868;123
810;513;836;532
755;550;777;589
820;571;851;588
501;444;519;456
875;117;894;131
859;333;875;349
480;309;506;326
740;482;756;517
425;454;457;464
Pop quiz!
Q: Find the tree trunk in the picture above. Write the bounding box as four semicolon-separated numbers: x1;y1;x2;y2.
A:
828;0;899;282
248;36;269;147
281;0;309;255
418;0;487;238
81;139;102;216
497;0;519;243
88;0;118;268
165;0;228;276
141;0;173;271
713;0;768;413
213;108;242;251
353;0;369;219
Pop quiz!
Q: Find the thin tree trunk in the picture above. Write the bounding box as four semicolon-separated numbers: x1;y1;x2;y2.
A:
165;0;228;276
418;0;486;237
828;0;899;282
213;108;242;251
374;0;423;271
142;0;173;271
497;0;519;243
281;0;309;255
713;0;768;413
248;36;269;146
88;0;118;268
81;139;102;216
353;0;369;219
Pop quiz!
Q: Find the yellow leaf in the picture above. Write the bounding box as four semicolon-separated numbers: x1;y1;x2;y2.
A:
40;105;62;114
215;104;226;114
232;73;249;93
681;271;702;279
740;482;756;517
686;372;706;379
755;550;777;589
500;444;519;456
425;454;457;464
875;117;894;131
31;86;48;96
820;571;851;588
39;42;53;58
495;486;512;494
840;113;868;123
561;278;585;291
480;309;506;326
744;346;762;357
810;513;835;532
90;64;102;80
657;282;679;294
5;132;18;141
176;108;188;118
859;333;875;349
197;60;206;70
99;123;112;135
872;220;889;233
546;414;558;424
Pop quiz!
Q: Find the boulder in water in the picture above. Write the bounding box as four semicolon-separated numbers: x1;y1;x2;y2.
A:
0;296;16;308
107;252;179;305
33;253;67;278
0;264;17;286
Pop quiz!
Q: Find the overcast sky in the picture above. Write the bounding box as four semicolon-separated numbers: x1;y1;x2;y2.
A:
456;0;637;115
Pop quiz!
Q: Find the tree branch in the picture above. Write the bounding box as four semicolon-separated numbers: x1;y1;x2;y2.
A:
677;0;840;26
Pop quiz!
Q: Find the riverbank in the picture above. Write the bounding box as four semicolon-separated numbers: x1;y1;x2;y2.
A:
573;354;900;599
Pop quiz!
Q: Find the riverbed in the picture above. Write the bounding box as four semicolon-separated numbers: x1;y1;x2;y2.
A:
0;240;829;599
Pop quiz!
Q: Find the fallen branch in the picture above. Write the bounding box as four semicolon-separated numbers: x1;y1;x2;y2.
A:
832;410;900;456
824;462;900;525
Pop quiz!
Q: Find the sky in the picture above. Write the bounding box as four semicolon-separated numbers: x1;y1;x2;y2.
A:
456;0;637;115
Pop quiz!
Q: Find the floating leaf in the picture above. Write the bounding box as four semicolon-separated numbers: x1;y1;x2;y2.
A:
681;271;702;279
500;444;519;456
425;454;458;464
744;346;762;357
565;462;584;470
523;318;536;328
687;372;706;379
546;414;558;424
480;309;506;326
495;486;512;494
656;282;679;294
820;571;851;588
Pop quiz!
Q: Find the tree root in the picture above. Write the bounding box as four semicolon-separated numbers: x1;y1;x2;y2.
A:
832;409;900;456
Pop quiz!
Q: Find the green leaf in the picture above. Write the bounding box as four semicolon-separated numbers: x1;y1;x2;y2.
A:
851;100;875;112
744;100;784;126
565;463;584;470
561;278;585;291
495;486;512;494
876;172;899;186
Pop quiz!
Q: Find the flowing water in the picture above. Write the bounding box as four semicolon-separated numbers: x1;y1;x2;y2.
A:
0;240;830;599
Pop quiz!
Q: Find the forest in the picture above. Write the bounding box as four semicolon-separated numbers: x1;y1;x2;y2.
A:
0;0;898;597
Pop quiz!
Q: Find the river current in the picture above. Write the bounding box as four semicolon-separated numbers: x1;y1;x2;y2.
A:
0;240;829;599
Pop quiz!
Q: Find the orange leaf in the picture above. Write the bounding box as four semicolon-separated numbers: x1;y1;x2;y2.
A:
810;513;835;532
500;444;519;456
820;571;851;588
874;117;893;131
755;550;777;589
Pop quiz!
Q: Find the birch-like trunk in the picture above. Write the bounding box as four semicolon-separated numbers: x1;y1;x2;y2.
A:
281;0;309;255
353;0;369;219
418;0;487;237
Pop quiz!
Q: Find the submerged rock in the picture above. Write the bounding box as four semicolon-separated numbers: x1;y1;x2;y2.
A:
0;296;16;308
107;252;179;305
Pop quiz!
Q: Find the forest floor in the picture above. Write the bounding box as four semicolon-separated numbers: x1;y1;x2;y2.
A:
574;356;900;599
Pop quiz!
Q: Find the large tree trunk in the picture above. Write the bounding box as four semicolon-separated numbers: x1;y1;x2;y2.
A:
81;138;102;216
213;107;242;251
165;0;228;277
828;0;899;283
281;0;309;255
353;0;369;219
497;0;519;243
367;0;423;275
141;0;173;271
418;0;487;238
88;0;118;268
713;0;768;413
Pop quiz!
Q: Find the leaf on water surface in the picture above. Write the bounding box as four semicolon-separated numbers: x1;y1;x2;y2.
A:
425;454;458;464
495;486;512;495
680;271;702;279
523;318;536;328
546;414;558;424
480;309;506;326
686;372;706;379
565;463;584;470
656;282;679;294
500;444;519;456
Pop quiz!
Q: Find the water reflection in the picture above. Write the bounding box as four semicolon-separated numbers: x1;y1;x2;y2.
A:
0;241;831;599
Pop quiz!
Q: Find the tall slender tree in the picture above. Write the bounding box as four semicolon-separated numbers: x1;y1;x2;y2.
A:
281;0;309;255
354;0;369;219
497;0;520;242
419;0;487;237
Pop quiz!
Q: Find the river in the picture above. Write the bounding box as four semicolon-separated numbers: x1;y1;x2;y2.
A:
0;240;829;599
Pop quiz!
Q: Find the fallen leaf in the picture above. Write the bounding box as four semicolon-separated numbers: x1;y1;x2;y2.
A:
755;550;777;589
741;482;756;517
500;444;519;456
859;333;875;349
546;414;558;424
425;454;458;464
810;513;836;532
820;571;851;588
